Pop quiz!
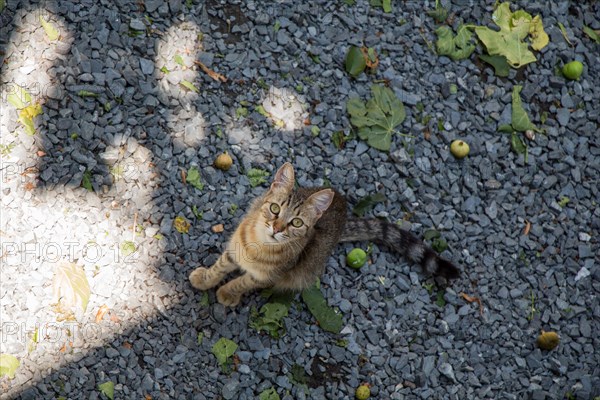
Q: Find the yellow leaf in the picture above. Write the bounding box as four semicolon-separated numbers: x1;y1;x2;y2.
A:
52;262;91;313
530;15;549;50
40;16;60;41
173;216;190;234
19;103;42;120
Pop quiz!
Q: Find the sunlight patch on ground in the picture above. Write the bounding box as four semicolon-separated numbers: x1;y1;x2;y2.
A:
0;9;174;393
261;86;308;132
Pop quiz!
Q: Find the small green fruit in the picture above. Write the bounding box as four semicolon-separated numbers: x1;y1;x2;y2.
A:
450;140;470;159
346;248;367;269
355;384;371;400
562;61;583;80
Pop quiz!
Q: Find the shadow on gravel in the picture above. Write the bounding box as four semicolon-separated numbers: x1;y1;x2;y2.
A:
1;1;263;398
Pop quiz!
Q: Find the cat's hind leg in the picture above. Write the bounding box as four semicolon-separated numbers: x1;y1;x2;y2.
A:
189;252;238;290
216;273;269;307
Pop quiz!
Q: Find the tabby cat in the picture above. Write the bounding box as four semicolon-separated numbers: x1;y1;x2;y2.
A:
189;162;459;307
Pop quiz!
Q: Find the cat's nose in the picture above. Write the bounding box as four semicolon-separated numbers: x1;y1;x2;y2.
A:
272;223;282;234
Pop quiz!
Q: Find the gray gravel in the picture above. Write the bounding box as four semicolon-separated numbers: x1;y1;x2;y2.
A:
1;0;599;399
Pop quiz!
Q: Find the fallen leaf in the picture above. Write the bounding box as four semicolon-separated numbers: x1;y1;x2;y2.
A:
98;381;115;400
583;25;600;44
52;262;91;313
40;16;60;41
109;313;121;323
194;60;228;82
23;182;35;191
36;150;46;157
95;305;110;323
459;292;484;315
524;221;531;235
122;342;132;349
174;215;191;234
211;224;224;233
181;169;187;185
0;354;20;379
361;46;379;70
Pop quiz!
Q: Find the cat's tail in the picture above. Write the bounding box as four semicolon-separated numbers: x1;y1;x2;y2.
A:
339;218;460;279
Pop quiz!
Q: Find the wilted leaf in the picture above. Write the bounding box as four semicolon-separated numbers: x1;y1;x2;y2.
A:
479;54;510;77
180;80;199;93
352;193;386;217
529;16;549;50
194;60;227;82
211;224;224;233
474;3;547;68
211;337;238;366
95;304;110;323
259;388;281;400
557;22;573;46
459;292;484;315
7;84;31;109
249;293;294;338
40;16;60;41
53;262;91;313
435;25;476;61
537;330;559;350
98;381;115;400
583;25;600;44
345;46;366;77
301;282;343;333
524;220;531;235
174;216;190;234
187;166;204;190
247;168;270;188
0;354;20;379
511;85;539;132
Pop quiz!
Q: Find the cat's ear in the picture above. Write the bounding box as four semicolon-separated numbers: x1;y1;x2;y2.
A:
270;162;295;191
307;189;334;218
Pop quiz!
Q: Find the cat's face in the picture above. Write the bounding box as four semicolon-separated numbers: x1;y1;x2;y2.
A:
255;163;333;244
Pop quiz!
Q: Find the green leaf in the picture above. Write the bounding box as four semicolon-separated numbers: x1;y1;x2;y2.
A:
436;290;446;307
98;381;114;400
346;97;367;117
247;168;270;188
180;80;199;93
40;16;60;41
345;46;366;77
475;26;536;68
583;25;600;44
0;354;20;379
53;262;91;313
199;291;209;307
434;25;476;61
347;85;405;152
7;84;31;109
301;283;343;333
255;104;270;117
259;388;281;400
498;124;514;133
511;85;539;132
187;166;204;190
479;54;510;77
511;132;527;155
558;196;570;208
332;131;347;150
192;205;203;219
174;54;184;66
352;193;386;217
382;0;391;13
432;237;448;253
78;90;98;97
82;169;93;191
120;241;136;257
211;338;238;366
197;331;204;345
423;229;441;241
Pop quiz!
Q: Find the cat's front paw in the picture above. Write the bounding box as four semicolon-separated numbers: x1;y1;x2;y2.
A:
216;286;242;307
189;267;216;290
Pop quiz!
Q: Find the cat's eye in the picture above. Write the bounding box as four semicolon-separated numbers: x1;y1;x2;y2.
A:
269;203;280;214
291;218;303;228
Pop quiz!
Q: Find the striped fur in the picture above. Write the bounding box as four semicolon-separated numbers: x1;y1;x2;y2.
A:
190;162;459;307
340;218;459;279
